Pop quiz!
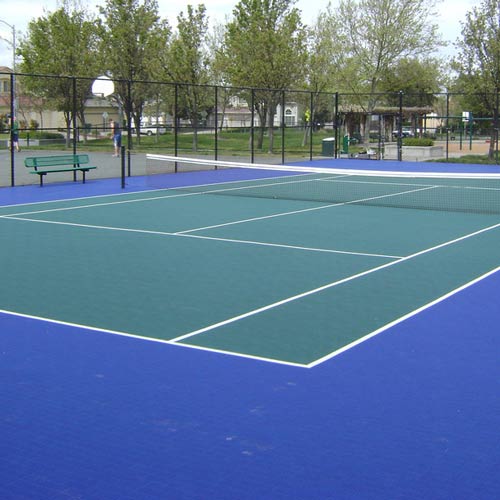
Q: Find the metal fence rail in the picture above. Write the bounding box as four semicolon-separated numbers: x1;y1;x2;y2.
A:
1;71;499;187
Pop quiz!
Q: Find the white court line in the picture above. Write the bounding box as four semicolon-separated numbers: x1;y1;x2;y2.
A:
0;308;306;368
307;266;500;367
3;180;438;260
0;174;339;218
3;172;499;367
2;181;438;254
0;170;320;211
169;221;500;345
1;264;499;369
0;190;204;218
175;185;439;234
4;215;399;259
1;171;434;221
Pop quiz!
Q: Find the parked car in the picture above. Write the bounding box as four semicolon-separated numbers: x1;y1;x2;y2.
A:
392;127;414;138
131;123;167;136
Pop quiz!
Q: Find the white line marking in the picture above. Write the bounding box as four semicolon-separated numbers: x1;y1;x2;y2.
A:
175;185;439;234
179;232;401;259
3;215;399;259
0;191;201;218
169;221;500;344
307;266;500;367
0;172;436;221
0;308;306;368
1;259;498;369
0;174;335;217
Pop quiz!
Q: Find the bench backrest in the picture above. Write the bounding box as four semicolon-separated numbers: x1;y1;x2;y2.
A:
25;154;90;170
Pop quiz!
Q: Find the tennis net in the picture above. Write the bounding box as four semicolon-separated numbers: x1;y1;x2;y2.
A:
145;154;500;214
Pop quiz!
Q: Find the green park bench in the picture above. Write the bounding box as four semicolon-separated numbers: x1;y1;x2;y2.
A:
24;154;97;187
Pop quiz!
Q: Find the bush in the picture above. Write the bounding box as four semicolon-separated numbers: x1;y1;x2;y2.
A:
21;131;64;139
402;137;434;146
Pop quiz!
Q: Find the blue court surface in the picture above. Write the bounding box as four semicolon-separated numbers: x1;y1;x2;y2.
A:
1;158;499;500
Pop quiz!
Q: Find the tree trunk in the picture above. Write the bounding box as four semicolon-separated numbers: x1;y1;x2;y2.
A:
268;110;275;154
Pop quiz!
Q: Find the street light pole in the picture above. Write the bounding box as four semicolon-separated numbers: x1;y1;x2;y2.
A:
0;19;16;113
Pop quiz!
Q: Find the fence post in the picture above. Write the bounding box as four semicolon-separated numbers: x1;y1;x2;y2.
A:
281;90;285;164
446;92;450;162
334;92;339;159
121;146;126;189
251;89;255;163
397;90;403;162
127;79;132;177
174;83;178;172
72;77;78;180
496;89;499;164
309;92;313;160
214;85;218;162
9;72;15;186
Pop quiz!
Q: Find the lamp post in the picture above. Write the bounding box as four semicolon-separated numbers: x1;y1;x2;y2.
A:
0;19;16;113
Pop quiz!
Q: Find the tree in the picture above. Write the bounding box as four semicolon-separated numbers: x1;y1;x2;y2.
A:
207;21;232;132
301;10;345;146
220;0;308;152
452;0;500;158
318;0;443;142
380;58;444;105
98;0;171;140
18;1;101;146
165;4;212;151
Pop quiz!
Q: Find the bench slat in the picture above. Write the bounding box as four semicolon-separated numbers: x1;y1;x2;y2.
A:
25;154;90;169
29;166;96;174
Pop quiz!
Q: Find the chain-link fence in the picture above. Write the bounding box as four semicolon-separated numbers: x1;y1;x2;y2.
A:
1;71;499;187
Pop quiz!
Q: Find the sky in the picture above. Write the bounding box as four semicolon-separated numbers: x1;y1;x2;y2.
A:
0;0;480;69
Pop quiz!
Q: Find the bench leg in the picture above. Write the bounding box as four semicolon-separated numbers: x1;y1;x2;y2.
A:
39;173;44;187
82;170;86;184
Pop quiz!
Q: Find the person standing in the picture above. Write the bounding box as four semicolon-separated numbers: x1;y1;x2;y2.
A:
10;115;21;152
110;119;122;157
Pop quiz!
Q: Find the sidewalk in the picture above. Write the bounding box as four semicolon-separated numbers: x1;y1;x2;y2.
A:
0;149;148;188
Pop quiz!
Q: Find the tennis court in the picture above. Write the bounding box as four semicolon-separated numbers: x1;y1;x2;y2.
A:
1;156;499;499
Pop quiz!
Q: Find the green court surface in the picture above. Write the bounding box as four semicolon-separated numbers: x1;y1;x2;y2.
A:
1;177;500;366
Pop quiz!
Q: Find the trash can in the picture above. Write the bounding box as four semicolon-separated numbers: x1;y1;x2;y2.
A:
342;135;350;153
321;137;335;156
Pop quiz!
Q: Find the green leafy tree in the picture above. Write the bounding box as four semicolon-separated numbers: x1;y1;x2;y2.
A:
18;2;101;145
318;0;443;142
301;10;344;145
379;57;444;135
452;0;500;158
98;0;171;140
165;4;212;151
207;21;232;132
380;58;443;106
220;0;308;152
